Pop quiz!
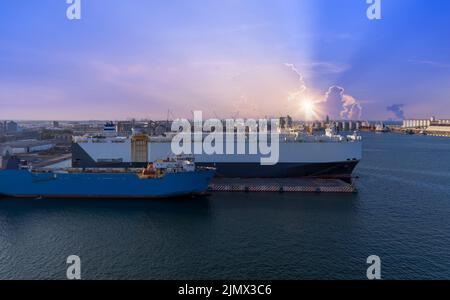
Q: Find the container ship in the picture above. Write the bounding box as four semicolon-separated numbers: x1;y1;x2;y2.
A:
71;123;362;179
0;157;215;199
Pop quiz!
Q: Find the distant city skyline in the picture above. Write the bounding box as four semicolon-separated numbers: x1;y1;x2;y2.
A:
1;0;450;121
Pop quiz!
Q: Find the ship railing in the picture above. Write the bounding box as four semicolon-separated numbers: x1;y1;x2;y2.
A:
32;167;145;174
74;134;361;144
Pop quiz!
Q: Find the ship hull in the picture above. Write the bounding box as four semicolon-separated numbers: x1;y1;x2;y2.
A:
0;170;215;199
197;161;359;179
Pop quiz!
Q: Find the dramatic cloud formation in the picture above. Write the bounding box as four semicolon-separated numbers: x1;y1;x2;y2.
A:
322;86;363;120
341;94;363;120
285;64;363;120
387;104;405;120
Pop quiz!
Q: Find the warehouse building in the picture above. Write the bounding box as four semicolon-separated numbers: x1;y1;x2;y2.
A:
403;117;450;129
0;140;55;156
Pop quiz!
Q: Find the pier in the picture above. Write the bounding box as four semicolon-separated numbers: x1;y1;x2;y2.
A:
209;178;357;194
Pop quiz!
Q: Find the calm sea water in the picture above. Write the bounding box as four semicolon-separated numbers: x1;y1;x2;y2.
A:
1;133;450;280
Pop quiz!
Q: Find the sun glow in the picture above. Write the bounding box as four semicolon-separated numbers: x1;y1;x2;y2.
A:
300;98;317;120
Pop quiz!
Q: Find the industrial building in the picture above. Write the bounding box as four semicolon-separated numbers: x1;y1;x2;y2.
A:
403;119;432;129
403;117;450;129
402;117;450;136
0;121;19;133
426;124;450;137
116;121;133;135
0;140;55;156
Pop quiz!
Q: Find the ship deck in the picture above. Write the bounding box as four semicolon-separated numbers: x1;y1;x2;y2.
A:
209;178;357;193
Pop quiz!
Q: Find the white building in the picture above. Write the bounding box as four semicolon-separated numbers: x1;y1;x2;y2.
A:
403;119;432;129
434;119;450;125
0;140;55;156
403;117;450;136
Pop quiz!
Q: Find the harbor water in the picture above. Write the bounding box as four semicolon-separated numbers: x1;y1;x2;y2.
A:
1;133;450;279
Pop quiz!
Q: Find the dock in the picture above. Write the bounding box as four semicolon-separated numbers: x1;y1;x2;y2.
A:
209;178;357;194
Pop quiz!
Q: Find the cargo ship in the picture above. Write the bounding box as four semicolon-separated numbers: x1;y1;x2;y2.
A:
0;157;215;199
71;124;362;179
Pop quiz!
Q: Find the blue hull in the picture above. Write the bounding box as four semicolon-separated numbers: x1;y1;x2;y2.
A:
0;170;215;199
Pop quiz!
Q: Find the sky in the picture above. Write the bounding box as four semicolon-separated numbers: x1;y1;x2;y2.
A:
0;0;449;121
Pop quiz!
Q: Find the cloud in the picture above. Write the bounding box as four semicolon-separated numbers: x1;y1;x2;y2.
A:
284;64;363;120
284;63;307;96
341;94;363;120
387;104;405;120
322;86;363;120
409;60;450;68
294;32;353;42
300;62;351;75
